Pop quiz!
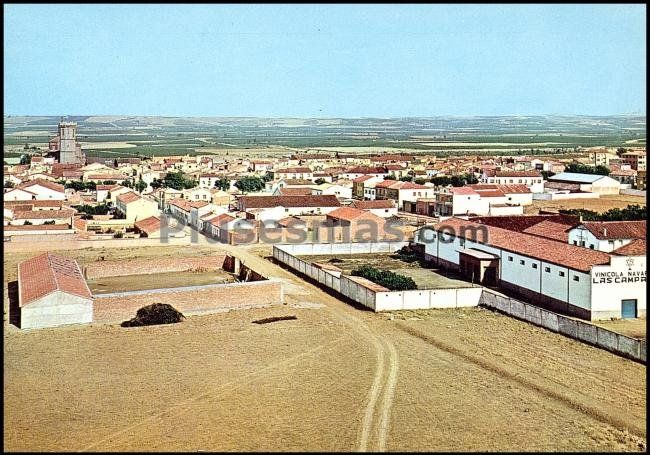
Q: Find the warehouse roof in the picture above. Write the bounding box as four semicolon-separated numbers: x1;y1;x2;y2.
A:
432;217;611;272
18;252;92;307
549;172;607;183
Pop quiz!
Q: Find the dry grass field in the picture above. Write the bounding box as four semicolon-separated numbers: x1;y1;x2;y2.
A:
525;194;646;214
3;240;647;452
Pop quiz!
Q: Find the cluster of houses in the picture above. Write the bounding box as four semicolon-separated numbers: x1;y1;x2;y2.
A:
3;123;646;328
3;126;645;243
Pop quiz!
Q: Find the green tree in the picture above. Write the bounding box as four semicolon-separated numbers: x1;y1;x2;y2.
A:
135;178;147;193
234;175;265;193
214;177;230;191
102;180;117;185
163;171;196;190
351;266;417;291
261;172;274;183
314;177;326;185
565;163;610;176
4;180;15;188
541;170;555;180
150;178;163;190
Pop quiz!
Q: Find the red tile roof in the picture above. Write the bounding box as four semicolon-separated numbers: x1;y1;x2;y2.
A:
4;200;63;209
116;191;141;204
611;239;646;256
449;186;478;195
581;221;646;240
18;179;65;193
350;200;396;209
433;217;611;272
327;207;369;221
13;209;75;220
134;216;161;234
282;178;313;185
4;224;71;231
469;184;531;194
278;187;313;196
239;195;341;209
168;198;210;211
18;252;92;306
494;170;541;178
208;213;236;226
86;174;128;180
352;175;375;183
522;220;572;242
346;166;388;175
277;167;312;173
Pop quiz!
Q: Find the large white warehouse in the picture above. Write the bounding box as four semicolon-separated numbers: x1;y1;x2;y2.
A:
415;217;646;321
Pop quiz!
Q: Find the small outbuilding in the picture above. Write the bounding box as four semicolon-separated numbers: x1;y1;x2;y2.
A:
18;252;93;329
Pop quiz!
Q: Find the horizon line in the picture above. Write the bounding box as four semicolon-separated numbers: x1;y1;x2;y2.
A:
4;113;647;119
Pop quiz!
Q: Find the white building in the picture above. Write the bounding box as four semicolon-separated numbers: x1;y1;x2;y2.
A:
415;217;646;320
547;173;621;195
12;180;66;201
18;252;93;329
433;184;531;216
481;170;544;193
567;221;646;252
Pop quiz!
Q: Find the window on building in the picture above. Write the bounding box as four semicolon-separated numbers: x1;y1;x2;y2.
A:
559;271;565;277
589;244;594;249
508;256;513;261
544;266;551;273
532;263;538;269
459;238;465;247
573;275;580;282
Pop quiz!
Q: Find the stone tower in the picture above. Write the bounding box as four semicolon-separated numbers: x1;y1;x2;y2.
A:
57;121;84;164
58;122;77;163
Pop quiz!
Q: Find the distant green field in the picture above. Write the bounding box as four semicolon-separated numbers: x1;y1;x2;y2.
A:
4;114;645;160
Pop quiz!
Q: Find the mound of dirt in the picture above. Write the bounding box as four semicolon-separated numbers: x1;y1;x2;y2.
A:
121;303;185;327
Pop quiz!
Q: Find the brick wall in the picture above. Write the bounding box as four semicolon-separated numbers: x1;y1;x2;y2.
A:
84;255;227;279
92;280;283;323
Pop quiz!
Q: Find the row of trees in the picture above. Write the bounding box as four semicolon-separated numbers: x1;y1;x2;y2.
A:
560;204;646;221
430;173;479;187
72;203;111;216
564;163;610;176
151;171;197;191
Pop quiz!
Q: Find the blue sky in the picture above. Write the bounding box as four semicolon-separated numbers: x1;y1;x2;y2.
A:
3;4;646;117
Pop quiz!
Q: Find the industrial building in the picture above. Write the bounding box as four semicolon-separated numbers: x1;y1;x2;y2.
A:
414;217;646;321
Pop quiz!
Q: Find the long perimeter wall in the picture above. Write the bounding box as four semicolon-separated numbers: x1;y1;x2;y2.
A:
273;243;645;364
93;280;283;323
273;243;482;312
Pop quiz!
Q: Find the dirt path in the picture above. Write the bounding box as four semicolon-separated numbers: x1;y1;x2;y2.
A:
191;234;400;452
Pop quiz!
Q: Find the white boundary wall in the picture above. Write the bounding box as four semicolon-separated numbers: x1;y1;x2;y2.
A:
273;242;482;312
